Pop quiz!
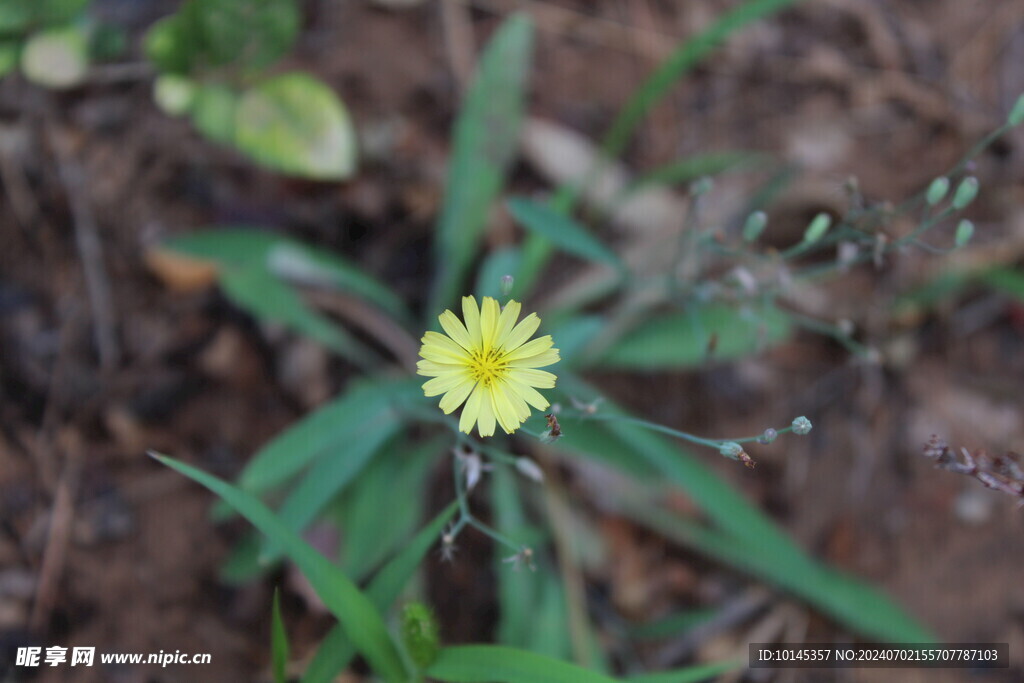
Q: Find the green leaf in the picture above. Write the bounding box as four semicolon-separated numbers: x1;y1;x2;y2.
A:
426;645;617;683
600;0;800;162
165;229;410;323
0;41;18;77
193;0;298;70
234;72;357;180
625;660;742;683
219;264;376;366
151;454;409;683
234;376;421;497
143;15;200;75
21;25;88;89
301;502;459;683
983;267;1024;301
0;2;33;33
260;421;403;563
36;0;89;25
189;82;239;144
340;435;442;580
271;588;289;683
545;316;605;366
625;151;767;195
429;13;533;314
554;373;935;643
597;303;791;369
507;198;623;270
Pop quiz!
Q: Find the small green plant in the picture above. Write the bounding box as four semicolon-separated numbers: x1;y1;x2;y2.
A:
0;0;116;88
145;0;357;179
148;2;1024;682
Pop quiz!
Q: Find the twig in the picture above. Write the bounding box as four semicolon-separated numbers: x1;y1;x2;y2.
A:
923;435;1024;501
47;124;120;370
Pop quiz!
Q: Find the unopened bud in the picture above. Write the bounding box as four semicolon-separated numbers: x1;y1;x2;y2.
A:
742;211;768;242
514;457;544;483
954;219;974;248
690;177;713;196
758;428;778;445
952;177;978;210
500;274;514;296
926;177;949;206
719;442;744;460
792;416;812;435
803;213;832;244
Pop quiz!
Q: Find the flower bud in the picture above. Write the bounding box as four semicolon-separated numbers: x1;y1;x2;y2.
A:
952;177;978;210
925;177;949;206
954;219;974;248
719;441;744;459
803;213;832;244
758;428;778;445
500;274;514;296
743;211;768;242
791;416;812;435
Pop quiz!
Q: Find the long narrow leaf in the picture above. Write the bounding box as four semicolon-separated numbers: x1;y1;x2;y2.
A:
426;645;617;683
429;14;534;314
271;588;289;683
507;198;623;269
151;453;408;683
625;660;742;683
301;502;459;683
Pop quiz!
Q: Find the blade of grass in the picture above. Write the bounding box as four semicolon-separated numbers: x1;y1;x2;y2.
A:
301;502;459;683
624;659;742;683
151;453;409;683
425;645;617;683
271;588;289;683
429;14;534;314
507;197;625;271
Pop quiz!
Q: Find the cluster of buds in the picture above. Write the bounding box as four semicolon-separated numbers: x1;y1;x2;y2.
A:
923;436;1024;501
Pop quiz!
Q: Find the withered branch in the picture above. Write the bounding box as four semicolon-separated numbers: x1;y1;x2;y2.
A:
923;435;1024;500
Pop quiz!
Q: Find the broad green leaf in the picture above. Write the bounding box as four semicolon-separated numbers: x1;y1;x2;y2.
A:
165;229;410;323
301;502;459;683
193;0;298;70
625;660;741;683
235;376;421;496
189;82;239;144
143;15;200;75
596;303;792;369
340;435;443;580
219;264;376;367
429;13;533;314
507;198;623;269
271;588;289;683
426;645;617;683
234;73;357;180
152;454;408;683
21;25;88;89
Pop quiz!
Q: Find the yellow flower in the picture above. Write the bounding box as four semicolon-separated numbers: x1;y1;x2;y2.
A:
417;296;559;437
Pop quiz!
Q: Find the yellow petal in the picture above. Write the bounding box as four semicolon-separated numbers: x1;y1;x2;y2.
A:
462;295;482;349
476;387;496;437
459;384;484;434
422;331;470;361
505;335;553;361
502;313;540;351
419;345;469;364
439;379;476;414
504;375;550;411
509;368;557;389
490;384;520;434
423;372;470;397
480;296;501;350
417;359;462;377
493;300;521;349
509;348;560;368
439;311;473;351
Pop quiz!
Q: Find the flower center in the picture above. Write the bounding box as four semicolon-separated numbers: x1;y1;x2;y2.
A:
468;347;508;387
